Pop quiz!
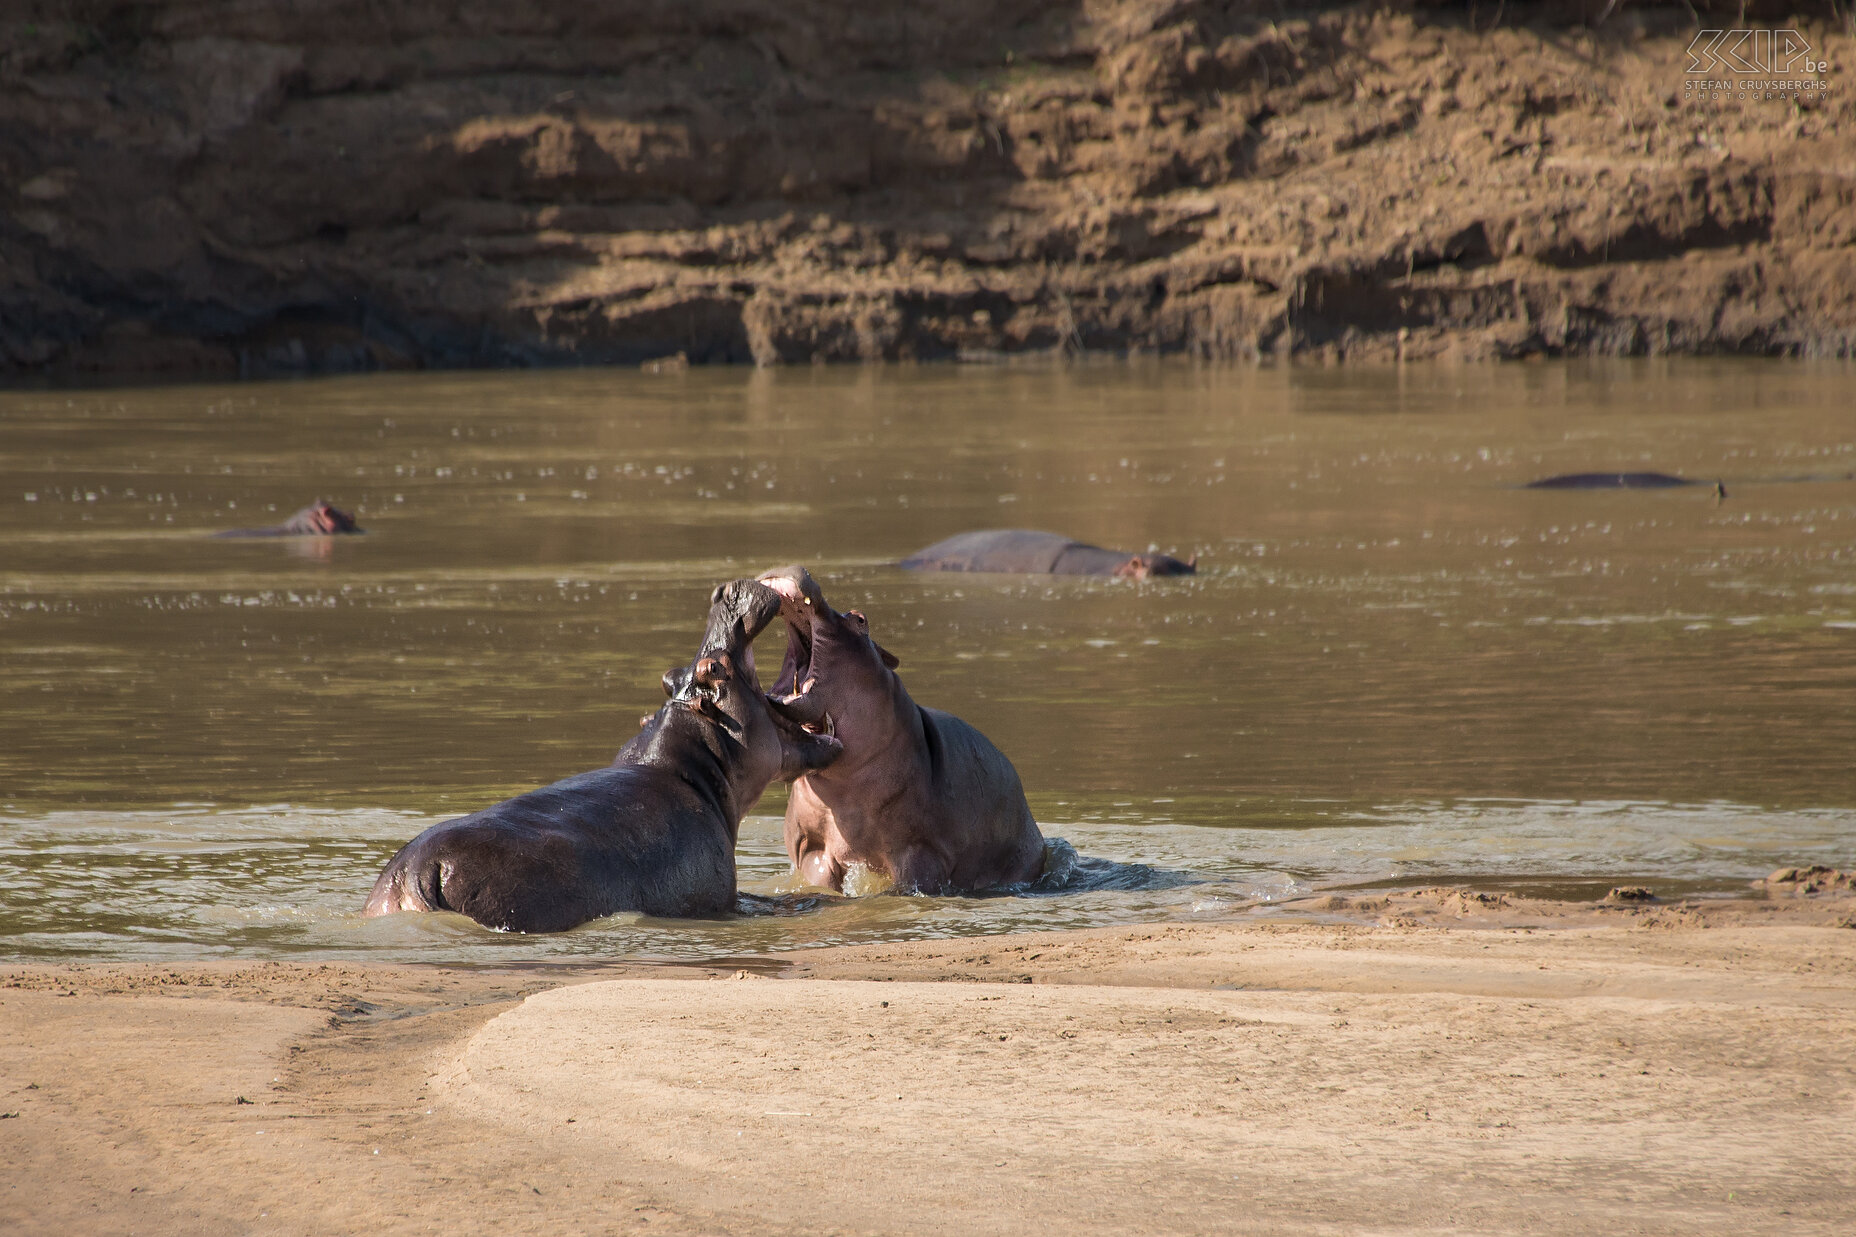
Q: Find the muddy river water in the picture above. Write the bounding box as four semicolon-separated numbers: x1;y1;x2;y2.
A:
1;360;1852;962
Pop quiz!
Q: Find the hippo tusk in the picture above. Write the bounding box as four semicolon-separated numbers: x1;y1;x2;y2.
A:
767;691;829;727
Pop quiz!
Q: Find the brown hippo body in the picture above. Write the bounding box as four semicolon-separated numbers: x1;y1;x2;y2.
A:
1525;472;1718;491
900;529;1194;579
363;580;841;932
757;565;1044;895
215;500;361;537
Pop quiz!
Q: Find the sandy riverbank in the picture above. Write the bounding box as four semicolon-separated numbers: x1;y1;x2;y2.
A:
5;886;1854;1235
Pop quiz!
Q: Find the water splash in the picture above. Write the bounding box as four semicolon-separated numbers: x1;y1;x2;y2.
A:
2;799;1848;964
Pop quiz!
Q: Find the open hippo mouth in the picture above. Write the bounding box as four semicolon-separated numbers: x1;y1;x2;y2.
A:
660;579;781;719
660;578;842;767
701;579;782;683
758;570;836;738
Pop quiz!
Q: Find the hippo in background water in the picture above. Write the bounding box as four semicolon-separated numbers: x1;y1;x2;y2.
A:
757;564;1045;895
1526;473;1726;499
214;500;361;537
363;579;843;932
900;530;1196;579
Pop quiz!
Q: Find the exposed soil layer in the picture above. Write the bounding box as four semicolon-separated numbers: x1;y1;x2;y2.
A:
2;2;1852;379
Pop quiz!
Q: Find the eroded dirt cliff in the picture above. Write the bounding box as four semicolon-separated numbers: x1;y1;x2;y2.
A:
2;1;1852;378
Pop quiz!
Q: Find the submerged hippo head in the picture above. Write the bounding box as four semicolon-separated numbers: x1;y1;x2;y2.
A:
755;566;904;766
285;500;361;535
1114;550;1196;580
640;579;844;785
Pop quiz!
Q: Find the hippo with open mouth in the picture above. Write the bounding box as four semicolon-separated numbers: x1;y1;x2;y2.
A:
363;579;843;932
900;529;1195;579
757;565;1045;894
214;500;362;537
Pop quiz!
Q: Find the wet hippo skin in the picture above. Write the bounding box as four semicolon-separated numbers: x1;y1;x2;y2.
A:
1525;473;1718;491
757;565;1045;895
362;580;842;932
900;529;1195;579
214;500;362;537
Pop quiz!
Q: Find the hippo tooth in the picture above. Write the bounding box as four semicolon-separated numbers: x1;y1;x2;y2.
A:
768;691;828;726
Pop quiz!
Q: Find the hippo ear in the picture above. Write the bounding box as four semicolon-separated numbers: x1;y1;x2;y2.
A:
1186;554;1198;571
663;666;692;698
873;640;900;670
711;583;726;606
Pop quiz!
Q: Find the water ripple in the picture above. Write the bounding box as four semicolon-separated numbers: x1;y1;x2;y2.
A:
2;799;1849;964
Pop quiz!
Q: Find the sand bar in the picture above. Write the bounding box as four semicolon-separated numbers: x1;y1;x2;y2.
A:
4;888;1854;1235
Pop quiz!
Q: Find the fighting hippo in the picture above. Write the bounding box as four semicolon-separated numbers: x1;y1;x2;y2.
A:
363;579;842;932
900;530;1195;579
757;565;1045;894
214;500;361;537
1526;473;1725;498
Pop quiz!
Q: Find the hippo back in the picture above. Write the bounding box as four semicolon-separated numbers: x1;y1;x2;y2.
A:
900;530;1073;573
1525;472;1698;489
363;764;733;931
1049;542;1136;575
917;705;1043;888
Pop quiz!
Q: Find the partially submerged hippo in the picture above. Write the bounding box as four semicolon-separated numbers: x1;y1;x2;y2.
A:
214;500;361;537
757;565;1045;894
900;530;1195;579
1526;473;1725;498
363;579;842;932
